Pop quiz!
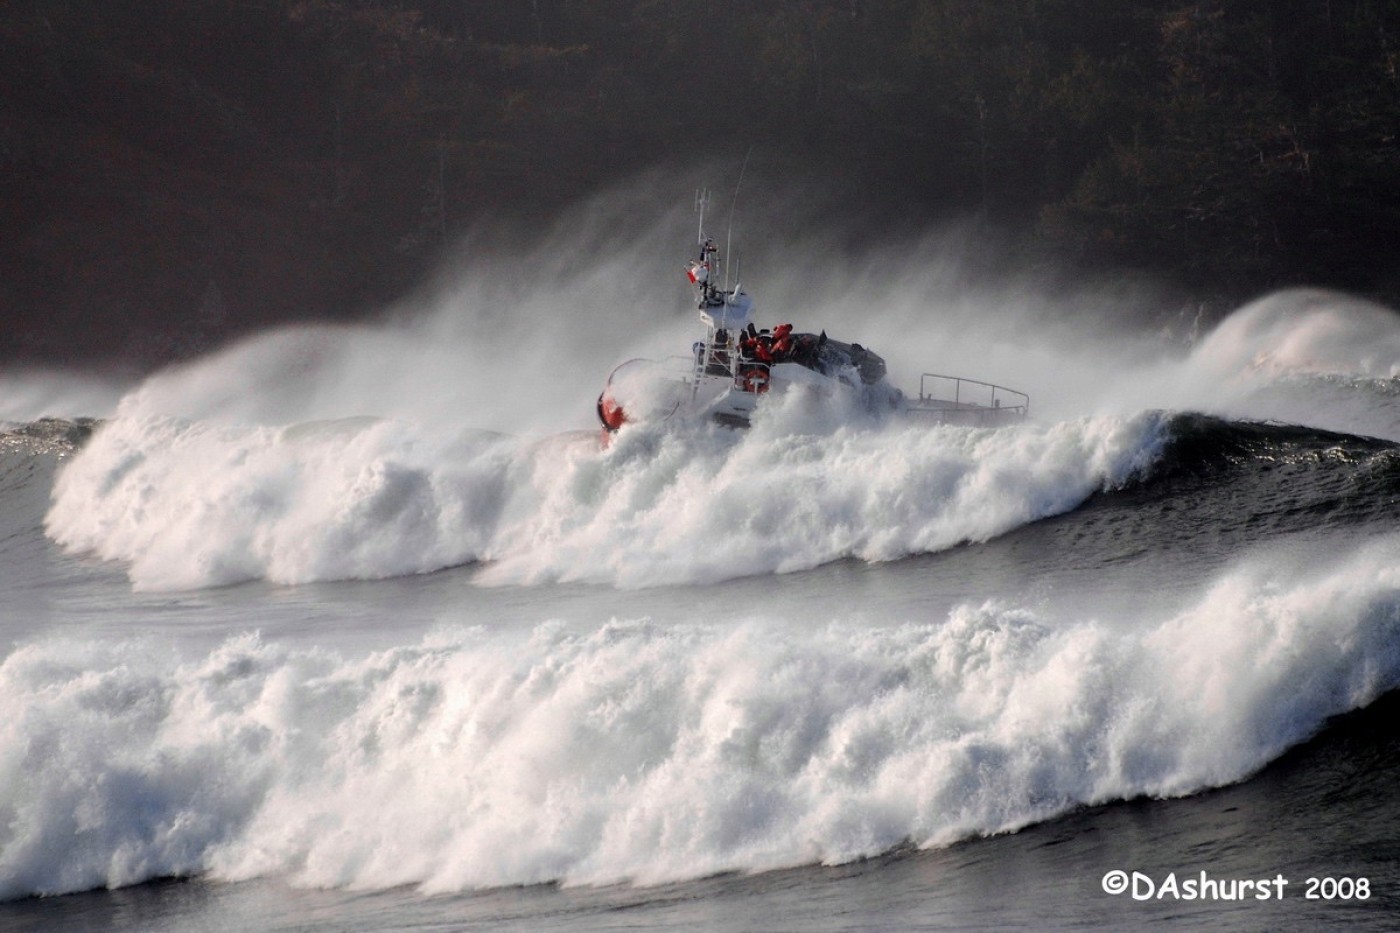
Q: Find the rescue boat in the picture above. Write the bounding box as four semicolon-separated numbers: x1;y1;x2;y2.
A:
596;198;1029;434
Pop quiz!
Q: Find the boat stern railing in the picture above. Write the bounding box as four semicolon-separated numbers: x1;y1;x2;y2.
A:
913;373;1029;418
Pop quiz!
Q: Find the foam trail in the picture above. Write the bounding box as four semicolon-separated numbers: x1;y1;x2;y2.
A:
4;535;1400;899
45;409;1168;591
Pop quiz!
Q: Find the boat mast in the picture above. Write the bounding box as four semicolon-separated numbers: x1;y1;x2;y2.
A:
693;188;721;308
686;184;752;384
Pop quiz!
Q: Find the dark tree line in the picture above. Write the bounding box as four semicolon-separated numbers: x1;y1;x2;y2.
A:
4;0;1400;362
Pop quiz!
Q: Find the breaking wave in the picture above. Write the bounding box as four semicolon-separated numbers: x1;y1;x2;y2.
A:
44;407;1169;591
5;533;1400;899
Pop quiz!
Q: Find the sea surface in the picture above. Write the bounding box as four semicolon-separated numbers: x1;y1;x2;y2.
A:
4;228;1400;930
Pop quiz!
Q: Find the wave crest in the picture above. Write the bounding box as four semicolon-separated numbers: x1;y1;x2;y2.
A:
6;535;1400;898
45;412;1169;591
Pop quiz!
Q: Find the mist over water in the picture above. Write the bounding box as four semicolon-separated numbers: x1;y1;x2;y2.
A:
62;181;1400;436
25;177;1400;440
0;370;127;425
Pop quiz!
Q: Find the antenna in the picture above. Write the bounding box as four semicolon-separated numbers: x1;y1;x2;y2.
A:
724;147;754;290
694;188;710;247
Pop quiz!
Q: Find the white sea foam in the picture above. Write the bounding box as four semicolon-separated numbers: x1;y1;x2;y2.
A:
45;408;1168;591
4;534;1400;899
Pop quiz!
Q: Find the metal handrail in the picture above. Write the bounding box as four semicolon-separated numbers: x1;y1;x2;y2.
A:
917;373;1029;416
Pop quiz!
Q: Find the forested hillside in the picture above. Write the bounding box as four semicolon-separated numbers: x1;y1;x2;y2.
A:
5;1;1400;362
